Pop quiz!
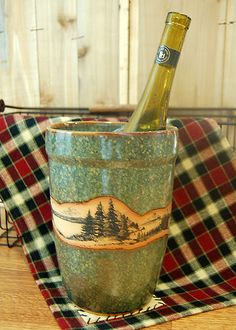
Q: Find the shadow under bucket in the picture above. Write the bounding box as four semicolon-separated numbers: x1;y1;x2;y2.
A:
46;121;178;314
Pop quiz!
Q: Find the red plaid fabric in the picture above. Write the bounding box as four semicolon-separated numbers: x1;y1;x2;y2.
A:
0;114;236;329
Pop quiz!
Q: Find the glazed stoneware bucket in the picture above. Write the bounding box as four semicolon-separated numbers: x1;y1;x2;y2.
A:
46;121;178;314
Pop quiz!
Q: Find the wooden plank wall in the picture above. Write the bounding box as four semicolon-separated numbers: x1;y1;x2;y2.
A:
0;0;236;146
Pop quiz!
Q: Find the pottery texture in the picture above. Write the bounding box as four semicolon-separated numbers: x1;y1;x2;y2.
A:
46;122;178;314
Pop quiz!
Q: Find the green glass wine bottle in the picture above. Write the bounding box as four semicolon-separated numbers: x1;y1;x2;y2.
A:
123;12;191;132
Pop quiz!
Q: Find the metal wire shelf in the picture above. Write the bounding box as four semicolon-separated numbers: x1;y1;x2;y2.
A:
0;201;20;248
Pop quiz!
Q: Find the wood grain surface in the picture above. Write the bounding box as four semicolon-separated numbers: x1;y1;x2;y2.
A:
1;0;236;109
0;244;236;330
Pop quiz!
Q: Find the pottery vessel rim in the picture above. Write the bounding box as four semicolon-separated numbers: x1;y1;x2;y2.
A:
47;121;178;136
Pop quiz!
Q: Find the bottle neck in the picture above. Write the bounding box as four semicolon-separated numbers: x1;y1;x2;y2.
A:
162;24;188;48
123;13;190;132
155;23;188;69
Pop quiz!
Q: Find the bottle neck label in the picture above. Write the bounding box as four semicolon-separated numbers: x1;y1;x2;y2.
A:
155;45;180;67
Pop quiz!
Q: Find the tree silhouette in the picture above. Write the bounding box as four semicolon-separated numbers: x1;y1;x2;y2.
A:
81;210;95;239
137;231;142;241
78;200;144;243
95;202;106;237
119;214;130;240
161;214;169;230
130;221;139;230
107;199;120;236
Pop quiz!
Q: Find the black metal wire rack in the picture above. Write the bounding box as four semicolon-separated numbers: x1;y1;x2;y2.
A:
0;201;20;248
0;99;236;247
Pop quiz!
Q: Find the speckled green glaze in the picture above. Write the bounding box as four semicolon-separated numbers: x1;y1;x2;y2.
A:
46;122;178;314
54;232;168;313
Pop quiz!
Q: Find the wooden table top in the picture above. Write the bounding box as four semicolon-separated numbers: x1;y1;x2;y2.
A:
0;244;236;330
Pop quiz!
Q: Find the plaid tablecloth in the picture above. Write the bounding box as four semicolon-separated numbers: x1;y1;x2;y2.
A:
0;114;236;330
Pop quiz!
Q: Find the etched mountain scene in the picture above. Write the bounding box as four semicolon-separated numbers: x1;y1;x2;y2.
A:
51;196;171;250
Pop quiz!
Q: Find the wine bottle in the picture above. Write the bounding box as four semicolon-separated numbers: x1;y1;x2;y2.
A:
123;12;191;132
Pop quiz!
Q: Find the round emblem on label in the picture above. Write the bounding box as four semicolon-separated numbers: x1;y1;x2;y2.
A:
157;45;171;64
